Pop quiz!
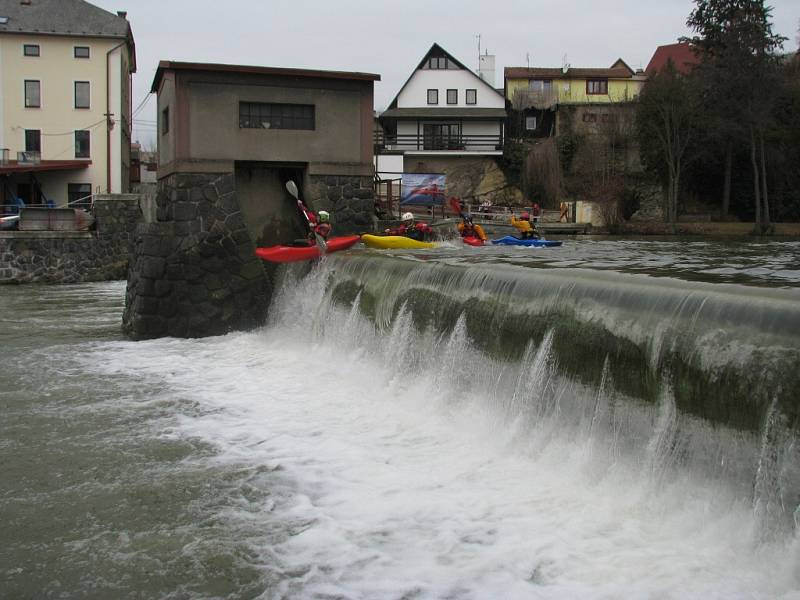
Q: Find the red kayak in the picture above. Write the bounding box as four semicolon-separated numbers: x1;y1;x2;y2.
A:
462;236;485;247
255;235;360;263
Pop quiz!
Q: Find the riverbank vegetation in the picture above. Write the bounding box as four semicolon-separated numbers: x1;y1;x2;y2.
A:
638;0;798;232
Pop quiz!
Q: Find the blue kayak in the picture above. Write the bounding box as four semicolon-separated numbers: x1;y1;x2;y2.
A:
491;236;562;247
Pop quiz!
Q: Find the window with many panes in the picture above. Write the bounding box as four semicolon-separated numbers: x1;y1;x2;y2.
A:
75;130;90;158
446;89;458;105
74;46;90;58
427;89;438;105
24;80;40;107
23;44;39;56
74;81;90;108
528;79;553;94
239;102;315;130
25;129;41;152
68;183;92;209
465;89;477;105
586;79;608;95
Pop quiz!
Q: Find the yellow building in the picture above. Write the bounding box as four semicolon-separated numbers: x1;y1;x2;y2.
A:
504;59;646;137
0;0;135;209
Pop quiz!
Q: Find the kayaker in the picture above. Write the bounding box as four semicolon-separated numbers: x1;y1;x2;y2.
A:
385;212;433;241
511;211;539;240
311;211;332;241
457;213;487;241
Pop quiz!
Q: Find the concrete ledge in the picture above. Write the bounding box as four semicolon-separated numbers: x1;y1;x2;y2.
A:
0;231;93;239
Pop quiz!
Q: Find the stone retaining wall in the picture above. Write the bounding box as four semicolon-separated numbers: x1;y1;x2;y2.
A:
0;195;141;284
307;174;376;233
122;172;272;340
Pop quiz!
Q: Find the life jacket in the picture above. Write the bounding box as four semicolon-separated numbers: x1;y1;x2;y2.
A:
313;222;332;239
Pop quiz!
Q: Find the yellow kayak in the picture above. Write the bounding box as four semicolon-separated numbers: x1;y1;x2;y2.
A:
361;234;438;249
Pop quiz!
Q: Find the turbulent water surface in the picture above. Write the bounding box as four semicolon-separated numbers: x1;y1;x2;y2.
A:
1;238;799;599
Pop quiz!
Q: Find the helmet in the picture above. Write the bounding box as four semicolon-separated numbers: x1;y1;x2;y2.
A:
464;213;473;224
401;212;414;223
521;211;530;220
318;211;330;223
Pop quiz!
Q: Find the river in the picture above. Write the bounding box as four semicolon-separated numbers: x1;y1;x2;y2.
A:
1;238;798;599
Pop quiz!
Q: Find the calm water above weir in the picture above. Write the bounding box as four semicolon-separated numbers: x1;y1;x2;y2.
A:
1;238;799;599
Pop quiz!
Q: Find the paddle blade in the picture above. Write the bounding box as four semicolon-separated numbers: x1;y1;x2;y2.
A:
285;180;299;199
448;196;463;217
314;233;328;254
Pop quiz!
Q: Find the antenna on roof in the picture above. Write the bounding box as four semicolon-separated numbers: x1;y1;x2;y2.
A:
562;54;570;74
475;33;482;71
526;52;530;68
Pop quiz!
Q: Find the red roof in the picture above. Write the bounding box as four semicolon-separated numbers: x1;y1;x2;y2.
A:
646;43;699;75
0;160;91;175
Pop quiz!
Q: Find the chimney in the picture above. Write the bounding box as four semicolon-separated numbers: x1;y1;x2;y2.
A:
117;10;127;19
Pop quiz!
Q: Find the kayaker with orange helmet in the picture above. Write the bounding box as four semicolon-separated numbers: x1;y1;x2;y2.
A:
511;211;539;239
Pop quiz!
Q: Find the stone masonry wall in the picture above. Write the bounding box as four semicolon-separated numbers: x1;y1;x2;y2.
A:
306;174;375;234
0;195;142;284
122;172;271;340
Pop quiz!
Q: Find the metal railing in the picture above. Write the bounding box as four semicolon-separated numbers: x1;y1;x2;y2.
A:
375;132;503;152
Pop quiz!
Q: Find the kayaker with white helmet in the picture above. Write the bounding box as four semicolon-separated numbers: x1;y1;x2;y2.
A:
385;211;433;242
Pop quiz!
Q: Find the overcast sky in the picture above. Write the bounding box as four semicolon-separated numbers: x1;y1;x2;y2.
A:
89;0;798;148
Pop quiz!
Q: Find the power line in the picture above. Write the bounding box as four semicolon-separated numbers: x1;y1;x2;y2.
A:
37;118;107;137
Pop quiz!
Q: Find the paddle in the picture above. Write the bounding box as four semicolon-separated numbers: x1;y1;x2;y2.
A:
286;181;327;254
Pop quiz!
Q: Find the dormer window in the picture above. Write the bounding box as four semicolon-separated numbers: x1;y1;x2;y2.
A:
428;56;448;69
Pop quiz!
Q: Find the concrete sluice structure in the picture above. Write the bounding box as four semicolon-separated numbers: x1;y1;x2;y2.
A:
123;61;379;339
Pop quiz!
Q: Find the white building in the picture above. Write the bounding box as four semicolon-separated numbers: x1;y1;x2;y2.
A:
0;0;135;209
376;43;506;179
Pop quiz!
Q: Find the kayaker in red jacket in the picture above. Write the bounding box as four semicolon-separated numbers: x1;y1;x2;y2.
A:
385;212;433;241
311;211;332;240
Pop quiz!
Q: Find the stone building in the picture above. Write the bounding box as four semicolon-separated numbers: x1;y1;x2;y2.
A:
123;61;379;340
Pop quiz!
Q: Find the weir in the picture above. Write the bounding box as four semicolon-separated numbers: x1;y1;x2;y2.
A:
290;252;800;533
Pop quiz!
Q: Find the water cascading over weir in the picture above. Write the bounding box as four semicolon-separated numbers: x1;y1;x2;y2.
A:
277;251;800;537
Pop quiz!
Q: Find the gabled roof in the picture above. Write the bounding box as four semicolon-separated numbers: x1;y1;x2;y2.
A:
0;0;129;38
645;43;698;75
151;61;380;93
505;63;637;81
386;42;506;110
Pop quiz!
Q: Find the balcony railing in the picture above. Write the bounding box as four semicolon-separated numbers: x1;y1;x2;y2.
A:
17;151;41;164
375;132;503;153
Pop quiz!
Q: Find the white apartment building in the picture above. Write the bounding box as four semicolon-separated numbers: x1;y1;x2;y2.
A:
376;43;506;179
0;0;135;209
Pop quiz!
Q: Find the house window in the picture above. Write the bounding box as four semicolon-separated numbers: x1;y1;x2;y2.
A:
465;89;477;105
423;123;461;150
68;183;92;209
74;81;90;108
427;89;438;105
587;79;608;95
239;102;315;130
446;89;458;105
525;116;537;130
24;80;40;107
25;129;41;152
528;79;552;94
74;46;90;59
23;44;40;57
74;130;90;158
161;107;169;134
428;56;448;69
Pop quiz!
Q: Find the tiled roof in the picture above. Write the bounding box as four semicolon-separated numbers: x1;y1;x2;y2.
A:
645;43;699;75
505;66;636;80
0;0;129;38
379;107;507;119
